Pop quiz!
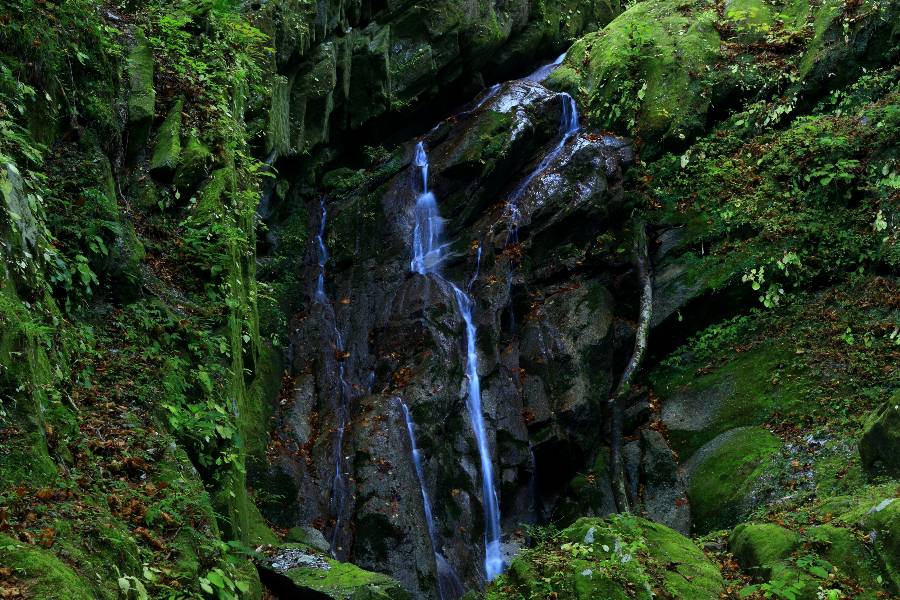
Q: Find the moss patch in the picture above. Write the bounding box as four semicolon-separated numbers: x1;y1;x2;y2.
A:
487;515;723;599
0;534;94;600
686;427;781;533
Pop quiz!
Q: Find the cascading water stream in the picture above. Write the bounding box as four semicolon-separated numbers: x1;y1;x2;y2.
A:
506;93;580;244
410;143;448;275
522;51;567;83
408;142;505;581
315;198;329;302
398;400;465;600
313;198;352;557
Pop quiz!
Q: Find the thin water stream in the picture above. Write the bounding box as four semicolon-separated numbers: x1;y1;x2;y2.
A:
404;51;582;584
313;198;352;557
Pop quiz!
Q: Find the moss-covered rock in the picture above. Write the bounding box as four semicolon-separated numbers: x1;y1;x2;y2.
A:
174;134;213;192
686;427;781;533
150;99;183;180
859;391;900;479
487;515;723;599
808;524;886;590
0;534;94;600
730;519;893;599
126;32;156;155
655;344;792;461
730;523;800;577
549;0;899;158
860;498;900;591
266;545;412;599
548;0;722;156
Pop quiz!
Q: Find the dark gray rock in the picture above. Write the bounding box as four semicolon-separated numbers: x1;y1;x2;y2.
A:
859;393;900;478
640;429;691;534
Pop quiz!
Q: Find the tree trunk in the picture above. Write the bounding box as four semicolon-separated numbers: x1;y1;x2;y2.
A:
608;220;653;513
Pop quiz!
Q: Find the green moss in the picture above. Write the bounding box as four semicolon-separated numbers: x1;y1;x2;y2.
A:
284;555;412;599
808;525;885;589
126;32;156;154
859;391;900;478
150;99;184;179
730;523;800;576
244;344;281;464
653;343;793;460
548;0;722;155
798;0;900;87
175;135;213;191
0;287;62;487
687;427;781;533
0;534;94;600
268;74;292;156
861;498;900;591
490;515;723;599
322;167;366;196
196;167;233;216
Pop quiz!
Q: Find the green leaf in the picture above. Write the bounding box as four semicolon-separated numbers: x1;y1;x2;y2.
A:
118;577;131;593
809;566;828;578
207;570;225;588
199;578;214;594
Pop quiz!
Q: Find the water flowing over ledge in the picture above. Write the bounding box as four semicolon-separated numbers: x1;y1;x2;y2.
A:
408;140;505;581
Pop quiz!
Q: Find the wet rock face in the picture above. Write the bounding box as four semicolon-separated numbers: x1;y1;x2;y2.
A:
256;0;621;159
264;75;635;597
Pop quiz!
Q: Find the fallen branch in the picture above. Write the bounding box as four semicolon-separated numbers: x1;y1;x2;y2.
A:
608;220;653;513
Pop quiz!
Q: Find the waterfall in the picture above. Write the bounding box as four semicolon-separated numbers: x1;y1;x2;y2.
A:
398;400;465;600
523;51;568;83
408;142;505;581
451;287;504;581
313;198;352;557
506;93;580;243
410;142;448;275
315;197;329;302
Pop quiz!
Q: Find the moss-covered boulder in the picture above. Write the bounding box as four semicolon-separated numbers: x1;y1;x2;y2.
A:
686;427;781;533
730;523;800;577
859;392;900;479
264;545;412;599
126;32;156;155
548;0;899;158
548;0;722;156
808;524;886;591
487;515;724;599
150;99;183;180
655;344;792;460
730;520;893;599
174;134;213;192
860;498;900;591
0;534;94;600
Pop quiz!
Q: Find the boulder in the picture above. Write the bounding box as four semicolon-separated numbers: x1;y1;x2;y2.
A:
126;32;156;155
861;498;899;591
859;392;900;478
492;515;724;599
684;427;781;533
150;99;183;180
640;429;690;534
263;545;413;599
730;523;800;577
